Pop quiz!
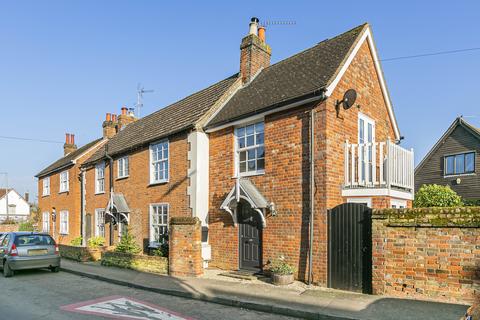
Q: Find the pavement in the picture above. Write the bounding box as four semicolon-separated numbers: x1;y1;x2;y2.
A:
0;268;293;320
61;259;468;320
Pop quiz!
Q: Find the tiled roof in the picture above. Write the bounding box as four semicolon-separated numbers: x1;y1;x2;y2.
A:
35;138;103;178
206;23;367;128
84;74;238;165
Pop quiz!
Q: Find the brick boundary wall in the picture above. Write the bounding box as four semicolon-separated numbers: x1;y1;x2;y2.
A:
372;207;480;304
169;217;203;277
0;224;19;233
101;251;168;274
59;244;106;262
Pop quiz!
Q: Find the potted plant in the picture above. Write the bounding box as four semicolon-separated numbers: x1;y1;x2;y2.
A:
270;256;295;285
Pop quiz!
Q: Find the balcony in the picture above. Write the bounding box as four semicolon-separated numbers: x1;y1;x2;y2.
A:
342;140;414;199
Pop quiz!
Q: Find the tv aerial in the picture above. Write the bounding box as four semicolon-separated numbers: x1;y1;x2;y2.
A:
135;83;154;118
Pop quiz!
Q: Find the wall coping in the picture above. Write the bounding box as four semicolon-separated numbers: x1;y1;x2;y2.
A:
372;207;480;228
170;216;200;226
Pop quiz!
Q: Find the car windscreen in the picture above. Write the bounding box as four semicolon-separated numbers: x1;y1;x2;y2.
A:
14;235;55;247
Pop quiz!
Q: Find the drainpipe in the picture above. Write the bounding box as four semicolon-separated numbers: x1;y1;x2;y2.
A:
104;145;115;240
80;168;86;247
308;90;325;285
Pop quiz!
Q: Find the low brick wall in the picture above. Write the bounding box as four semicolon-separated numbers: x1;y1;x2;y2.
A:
0;224;19;233
59;245;105;262
101;251;168;274
169;217;203;277
372;207;480;304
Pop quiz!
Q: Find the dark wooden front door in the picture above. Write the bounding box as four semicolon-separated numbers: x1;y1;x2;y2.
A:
238;201;262;271
328;203;372;293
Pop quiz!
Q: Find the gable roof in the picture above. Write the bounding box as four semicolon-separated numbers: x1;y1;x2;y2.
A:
415;117;480;173
0;188;29;203
83;74;239;165
206;23;400;139
35;138;103;178
205;23;365;128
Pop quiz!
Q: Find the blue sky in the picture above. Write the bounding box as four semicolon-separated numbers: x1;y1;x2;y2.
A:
1;1;479;201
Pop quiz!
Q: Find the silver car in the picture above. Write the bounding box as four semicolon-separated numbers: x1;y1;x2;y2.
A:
0;232;61;277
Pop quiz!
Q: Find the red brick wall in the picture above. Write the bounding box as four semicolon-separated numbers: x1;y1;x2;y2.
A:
84;132;191;250
169;217;203;277
372;208;480;304
38;141;105;245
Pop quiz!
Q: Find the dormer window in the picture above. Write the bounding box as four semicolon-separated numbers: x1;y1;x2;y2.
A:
235;121;265;176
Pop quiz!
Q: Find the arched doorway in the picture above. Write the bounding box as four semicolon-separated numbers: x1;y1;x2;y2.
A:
237;200;263;271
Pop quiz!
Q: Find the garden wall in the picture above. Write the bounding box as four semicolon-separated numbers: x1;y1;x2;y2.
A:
59;245;105;262
372;207;480;304
101;251;168;274
0;224;19;233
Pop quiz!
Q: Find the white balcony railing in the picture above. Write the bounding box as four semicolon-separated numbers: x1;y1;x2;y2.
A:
344;139;414;192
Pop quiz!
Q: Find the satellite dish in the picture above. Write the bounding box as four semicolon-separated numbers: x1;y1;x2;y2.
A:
338;89;357;110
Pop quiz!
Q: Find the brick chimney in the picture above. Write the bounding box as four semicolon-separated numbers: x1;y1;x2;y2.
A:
240;17;271;83
118;106;136;130
64;133;77;156
102;113;117;139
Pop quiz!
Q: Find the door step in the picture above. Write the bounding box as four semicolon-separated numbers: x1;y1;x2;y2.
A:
219;271;259;281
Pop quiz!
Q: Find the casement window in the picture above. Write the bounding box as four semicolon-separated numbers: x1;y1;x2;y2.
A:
59;210;69;235
95;162;105;194
42;212;50;233
358;113;375;184
7;205;16;215
118;156;129;179
235;121;265;175
445;152;475;176
42;177;50;196
150;141;169;184
59;170;69;193
95;209;106;237
149;203;168;247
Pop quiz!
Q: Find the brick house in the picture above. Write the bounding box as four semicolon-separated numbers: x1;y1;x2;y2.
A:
37;19;414;285
35;133;106;244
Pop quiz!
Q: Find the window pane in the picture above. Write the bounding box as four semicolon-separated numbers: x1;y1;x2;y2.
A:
246;135;254;147
256;133;264;145
455;154;465;174
359;119;364;143
445;156;454;175
257;158;265;170
257;146;264;159
246;124;254;135
255;122;264;133
239;151;246;161
248;160;255;171
237;127;245;137
466;153;475;173
247;149;255;160
240;162;246;173
238;137;245;148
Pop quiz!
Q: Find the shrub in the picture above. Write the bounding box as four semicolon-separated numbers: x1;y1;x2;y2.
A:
414;184;463;208
269;256;295;275
115;233;141;254
150;242;169;258
18;220;35;231
87;236;105;248
463;199;480;207
1;218;17;225
70;237;83;246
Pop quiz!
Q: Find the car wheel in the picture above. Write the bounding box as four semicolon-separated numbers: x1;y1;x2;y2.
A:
3;262;13;278
50;266;59;273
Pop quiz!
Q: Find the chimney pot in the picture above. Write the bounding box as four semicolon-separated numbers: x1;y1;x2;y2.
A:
249;17;259;35
258;26;266;42
121;106;128;115
71;134;75;145
65;133;70;144
24;192;29;202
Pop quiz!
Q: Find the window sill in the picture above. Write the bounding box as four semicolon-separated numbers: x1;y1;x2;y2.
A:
58;190;69;194
232;171;265;179
116;176;129;181
95;191;106;195
59;233;69;236
42;194;50;198
148;180;169;187
443;173;476;178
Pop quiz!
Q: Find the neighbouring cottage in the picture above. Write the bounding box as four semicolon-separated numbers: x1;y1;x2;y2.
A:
415;116;480;202
0;188;30;222
36;19;415;286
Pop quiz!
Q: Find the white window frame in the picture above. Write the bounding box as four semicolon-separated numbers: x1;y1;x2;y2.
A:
443;151;476;177
150;140;169;184
117;156;129;179
95;208;106;237
347;197;372;208
42;212;50;233
358;113;376;184
234;120;265;177
59;210;69;235
391;199;407;209
95;162;105;194
149;203;169;247
42;177;50;196
59;170;69;193
7;205;16;215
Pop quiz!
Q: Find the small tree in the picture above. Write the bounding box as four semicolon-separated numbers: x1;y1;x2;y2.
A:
115;232;141;254
414;184;463;208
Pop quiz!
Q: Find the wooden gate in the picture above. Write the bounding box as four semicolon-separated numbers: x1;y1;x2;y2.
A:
328;203;372;293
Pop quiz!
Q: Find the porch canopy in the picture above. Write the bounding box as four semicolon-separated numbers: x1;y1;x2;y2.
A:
220;179;272;228
105;192;131;224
